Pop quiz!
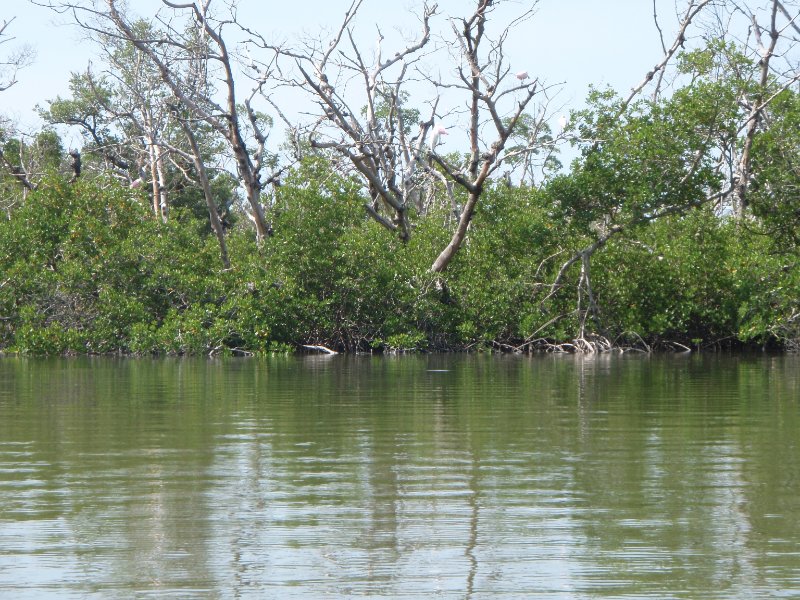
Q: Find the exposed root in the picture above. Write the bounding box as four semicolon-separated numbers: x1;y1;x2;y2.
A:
613;331;652;353
573;334;613;354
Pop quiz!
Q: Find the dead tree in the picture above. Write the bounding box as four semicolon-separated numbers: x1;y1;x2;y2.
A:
39;0;278;241
0;17;33;92
97;32;174;221
105;0;275;241
428;0;544;272
252;0;438;243
256;0;551;271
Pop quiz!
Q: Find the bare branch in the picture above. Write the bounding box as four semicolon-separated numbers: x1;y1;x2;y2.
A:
776;1;800;37
102;0;273;240
734;0;781;213
621;0;714;112
541;185;733;308
0;17;34;92
0;145;37;192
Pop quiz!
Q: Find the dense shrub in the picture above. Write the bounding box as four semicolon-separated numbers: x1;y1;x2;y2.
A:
592;211;766;347
1;170;798;355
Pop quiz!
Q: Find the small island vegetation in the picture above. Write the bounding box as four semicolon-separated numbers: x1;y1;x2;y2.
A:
1;1;799;355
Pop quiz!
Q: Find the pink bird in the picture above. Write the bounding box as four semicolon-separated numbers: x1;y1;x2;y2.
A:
129;178;143;189
430;124;448;151
515;71;529;80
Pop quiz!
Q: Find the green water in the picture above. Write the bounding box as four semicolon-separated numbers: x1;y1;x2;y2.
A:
0;354;799;598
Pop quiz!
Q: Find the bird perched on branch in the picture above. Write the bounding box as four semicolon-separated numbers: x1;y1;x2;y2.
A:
68;150;81;182
428;124;448;167
430;124;448;152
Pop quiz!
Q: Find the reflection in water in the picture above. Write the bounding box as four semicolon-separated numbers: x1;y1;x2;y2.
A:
0;354;799;598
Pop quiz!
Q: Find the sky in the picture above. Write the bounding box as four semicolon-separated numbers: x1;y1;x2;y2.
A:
0;0;687;148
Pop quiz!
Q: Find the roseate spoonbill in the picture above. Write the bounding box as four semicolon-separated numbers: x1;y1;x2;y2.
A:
430;124;448;151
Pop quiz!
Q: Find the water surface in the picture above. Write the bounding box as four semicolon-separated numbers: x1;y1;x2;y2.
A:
1;354;799;598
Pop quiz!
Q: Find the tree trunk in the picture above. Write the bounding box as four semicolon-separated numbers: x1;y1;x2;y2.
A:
240;162;270;242
430;157;494;273
147;142;160;218
146;136;169;222
181;119;231;270
154;143;169;222
430;189;480;273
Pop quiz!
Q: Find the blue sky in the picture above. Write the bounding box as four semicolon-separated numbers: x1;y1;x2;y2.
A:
1;0;683;143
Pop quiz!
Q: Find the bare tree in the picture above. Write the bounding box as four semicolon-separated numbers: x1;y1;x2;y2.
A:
109;0;278;241
0;17;36;195
255;0;552;271
0;17;34;92
40;0;281;242
88;25;174;220
41;26;200;222
249;0;438;243
428;0;545;272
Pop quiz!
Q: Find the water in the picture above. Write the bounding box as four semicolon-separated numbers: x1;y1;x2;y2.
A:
0;354;799;598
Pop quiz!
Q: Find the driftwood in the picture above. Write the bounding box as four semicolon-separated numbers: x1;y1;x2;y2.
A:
302;344;338;355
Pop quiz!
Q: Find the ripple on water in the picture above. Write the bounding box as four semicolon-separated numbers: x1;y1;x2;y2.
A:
1;355;799;598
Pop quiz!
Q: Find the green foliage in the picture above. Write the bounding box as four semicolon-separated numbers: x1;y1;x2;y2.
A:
6;55;800;357
2;161;797;355
593;211;764;346
0;156;575;354
676;39;755;82
259;162;418;350
364;88;421;136
438;184;564;344
0;175;225;354
560;82;735;235
749;89;800;245
502;113;561;181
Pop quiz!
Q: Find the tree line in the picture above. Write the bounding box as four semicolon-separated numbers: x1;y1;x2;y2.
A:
1;0;799;355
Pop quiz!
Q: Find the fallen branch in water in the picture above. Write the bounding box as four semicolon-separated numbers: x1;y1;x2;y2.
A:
302;344;338;355
664;340;692;353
